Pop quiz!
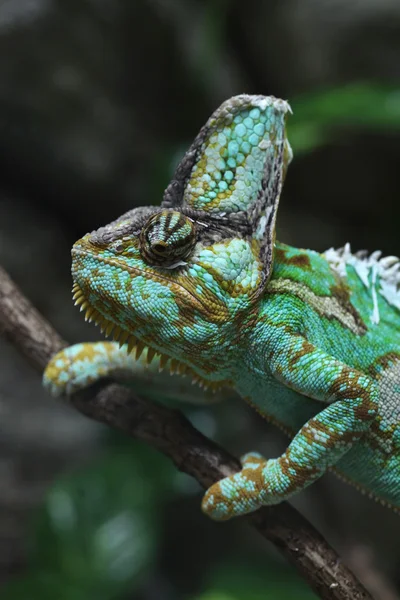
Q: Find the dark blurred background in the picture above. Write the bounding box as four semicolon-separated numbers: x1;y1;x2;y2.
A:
1;1;400;599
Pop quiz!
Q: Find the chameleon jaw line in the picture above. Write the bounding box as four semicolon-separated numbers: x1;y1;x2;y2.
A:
72;282;227;392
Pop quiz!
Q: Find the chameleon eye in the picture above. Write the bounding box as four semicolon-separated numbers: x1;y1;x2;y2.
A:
139;210;197;267
152;242;167;254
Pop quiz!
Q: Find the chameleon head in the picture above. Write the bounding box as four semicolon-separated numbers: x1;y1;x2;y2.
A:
71;95;292;380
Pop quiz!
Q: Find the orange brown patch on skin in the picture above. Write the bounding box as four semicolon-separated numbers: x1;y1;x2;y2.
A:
204;487;236;520
330;280;366;333
304;419;358;450
242;454;266;466
45;343;113;387
278;448;320;484
91;267;102;280
327;375;377;422
174;303;198;328
274;247;311;269
230;304;261;340
287;338;315;369
239;466;266;491
367;352;400;378
365;419;396;456
175;275;231;324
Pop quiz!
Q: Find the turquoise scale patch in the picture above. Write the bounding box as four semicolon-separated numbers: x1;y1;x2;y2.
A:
183;97;289;214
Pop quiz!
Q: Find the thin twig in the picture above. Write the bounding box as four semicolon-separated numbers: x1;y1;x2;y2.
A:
0;264;373;600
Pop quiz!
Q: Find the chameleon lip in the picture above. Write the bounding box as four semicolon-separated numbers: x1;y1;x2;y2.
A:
71;246;224;318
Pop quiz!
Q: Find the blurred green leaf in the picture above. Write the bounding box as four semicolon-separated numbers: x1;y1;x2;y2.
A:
3;573;89;600
201;0;230;73
195;594;235;600
192;561;318;600
289;83;400;153
4;441;173;600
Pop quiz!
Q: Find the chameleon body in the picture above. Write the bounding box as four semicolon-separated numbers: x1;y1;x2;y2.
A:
44;95;400;520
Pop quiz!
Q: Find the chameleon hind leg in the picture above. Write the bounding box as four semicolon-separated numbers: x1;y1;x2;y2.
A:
202;334;378;520
43;342;226;405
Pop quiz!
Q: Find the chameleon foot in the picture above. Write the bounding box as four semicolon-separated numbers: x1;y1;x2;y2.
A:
43;342;227;406
201;451;273;521
43;342;122;397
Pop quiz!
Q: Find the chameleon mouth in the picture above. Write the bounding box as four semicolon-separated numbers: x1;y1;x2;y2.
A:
72;282;228;392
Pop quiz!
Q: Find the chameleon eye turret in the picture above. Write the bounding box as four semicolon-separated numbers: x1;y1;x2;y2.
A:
139;210;197;267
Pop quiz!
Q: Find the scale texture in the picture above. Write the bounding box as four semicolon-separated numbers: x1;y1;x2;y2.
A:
44;95;400;520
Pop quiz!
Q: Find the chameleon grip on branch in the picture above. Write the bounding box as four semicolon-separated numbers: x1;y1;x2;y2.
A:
44;95;400;520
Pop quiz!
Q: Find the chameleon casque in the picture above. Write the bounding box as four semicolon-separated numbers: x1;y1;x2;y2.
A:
44;94;400;520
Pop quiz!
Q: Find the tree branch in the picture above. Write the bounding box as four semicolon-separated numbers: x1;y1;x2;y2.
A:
0;264;373;600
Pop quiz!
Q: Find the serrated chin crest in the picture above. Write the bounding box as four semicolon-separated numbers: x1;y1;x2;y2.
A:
71;282;229;393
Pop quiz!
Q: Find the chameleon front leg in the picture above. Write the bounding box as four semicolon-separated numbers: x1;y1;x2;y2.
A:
202;333;378;520
43;342;225;405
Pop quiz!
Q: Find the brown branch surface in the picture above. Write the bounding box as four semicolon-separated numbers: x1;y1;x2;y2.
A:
0;264;374;600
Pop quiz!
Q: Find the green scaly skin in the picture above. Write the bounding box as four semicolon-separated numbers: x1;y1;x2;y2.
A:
43;95;400;520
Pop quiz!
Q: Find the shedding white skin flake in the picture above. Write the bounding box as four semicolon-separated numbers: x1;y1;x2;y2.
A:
162;260;187;270
370;264;379;325
255;215;267;240
254;96;292;115
325;244;400;325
